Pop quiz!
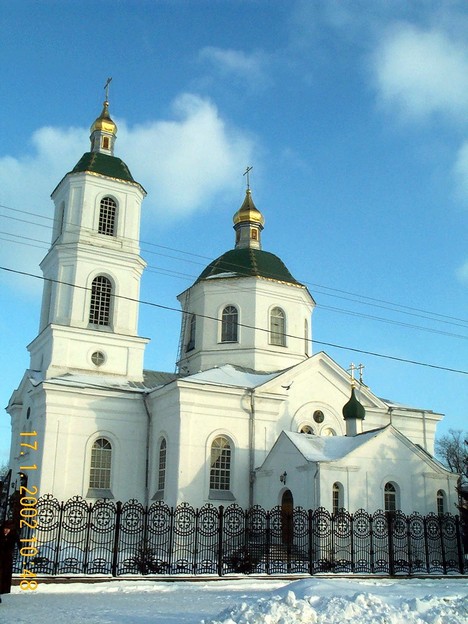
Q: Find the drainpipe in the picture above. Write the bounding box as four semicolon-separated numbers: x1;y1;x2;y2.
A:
249;388;255;508
143;393;152;508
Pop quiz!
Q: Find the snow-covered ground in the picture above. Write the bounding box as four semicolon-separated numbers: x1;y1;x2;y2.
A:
1;576;466;623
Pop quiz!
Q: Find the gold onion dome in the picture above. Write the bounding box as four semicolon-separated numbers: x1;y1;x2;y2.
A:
90;100;117;135
233;189;265;226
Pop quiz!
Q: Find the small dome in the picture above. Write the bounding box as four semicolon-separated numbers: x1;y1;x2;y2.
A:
90;100;117;135
233;189;265;226
342;387;366;421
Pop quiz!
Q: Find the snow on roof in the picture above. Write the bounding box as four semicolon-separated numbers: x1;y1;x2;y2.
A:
183;364;280;388
284;429;384;462
41;370;179;392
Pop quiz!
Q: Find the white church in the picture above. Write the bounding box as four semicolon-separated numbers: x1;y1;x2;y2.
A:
6;97;458;517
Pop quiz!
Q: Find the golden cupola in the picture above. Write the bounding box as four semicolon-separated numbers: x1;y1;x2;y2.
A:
233;188;265;250
90;99;117;156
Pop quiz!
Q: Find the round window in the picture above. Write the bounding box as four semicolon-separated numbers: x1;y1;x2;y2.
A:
91;351;106;367
313;410;324;423
299;425;314;434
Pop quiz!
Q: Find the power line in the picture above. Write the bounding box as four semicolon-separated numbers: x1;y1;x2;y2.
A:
1;229;468;341
1;264;467;377
2;201;467;326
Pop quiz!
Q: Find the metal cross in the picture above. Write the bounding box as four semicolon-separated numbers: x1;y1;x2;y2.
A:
358;363;365;384
243;165;253;190
348;362;356;384
104;77;112;101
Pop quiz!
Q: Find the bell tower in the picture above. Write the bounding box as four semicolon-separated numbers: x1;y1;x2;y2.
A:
28;89;149;381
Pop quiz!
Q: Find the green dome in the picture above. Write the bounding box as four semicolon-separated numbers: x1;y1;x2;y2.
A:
71;152;136;184
196;248;302;285
342;388;366;421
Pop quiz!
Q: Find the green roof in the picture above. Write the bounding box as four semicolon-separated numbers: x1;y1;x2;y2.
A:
70;152;136;184
196;248;302;286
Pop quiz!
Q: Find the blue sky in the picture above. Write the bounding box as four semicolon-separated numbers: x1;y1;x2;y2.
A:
1;1;467;465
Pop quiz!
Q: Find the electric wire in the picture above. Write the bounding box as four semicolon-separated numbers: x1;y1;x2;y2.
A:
1;264;467;377
1;202;467;326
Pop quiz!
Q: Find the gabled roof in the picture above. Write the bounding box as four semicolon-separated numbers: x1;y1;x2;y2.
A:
283;428;383;462
181;364;281;388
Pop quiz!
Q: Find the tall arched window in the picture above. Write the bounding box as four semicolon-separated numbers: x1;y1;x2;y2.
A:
304;319;309;356
98;196;117;236
158;439;167;493
332;482;344;514
384;482;398;512
437;489;446;515
270;307;286;346
89;276;112;326
186;314;196;352
210;436;232;492
89;438;112;490
221;305;238;342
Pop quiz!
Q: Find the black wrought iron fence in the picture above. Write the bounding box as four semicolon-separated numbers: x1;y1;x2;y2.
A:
13;495;466;576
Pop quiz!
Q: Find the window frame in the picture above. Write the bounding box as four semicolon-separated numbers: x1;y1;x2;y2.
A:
437;489;446;515
186;314;196;352
220;305;239;343
332;482;344;514
269;306;286;347
89;275;113;327
87;437;113;498
209;435;234;500
384;482;398;513
157;438;167;494
98;196;117;237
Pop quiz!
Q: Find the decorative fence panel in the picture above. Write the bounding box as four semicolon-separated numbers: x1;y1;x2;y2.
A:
14;495;466;577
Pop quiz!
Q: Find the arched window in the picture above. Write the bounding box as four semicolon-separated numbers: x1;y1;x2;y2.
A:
53;201;66;242
270;307;286;346
158;439;167;493
186;314;196;352
437;489;446;515
384;482;398;512
221;305;238;343
98;196;117;236
89;276;112;326
332;482;344;514
304;319;309;356
89;438;112;490
210;436;232;492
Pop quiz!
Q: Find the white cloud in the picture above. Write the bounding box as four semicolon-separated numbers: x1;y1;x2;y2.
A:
0;93;256;294
373;24;468;122
120;94;255;217
199;47;269;86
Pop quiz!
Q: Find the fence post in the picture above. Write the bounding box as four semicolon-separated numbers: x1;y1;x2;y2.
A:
439;514;447;575
111;501;122;578
455;515;465;575
308;509;313;575
350;512;355;573
406;516;413;575
83;500;93;574
217;505;224;577
53;500;65;575
387;512;395;576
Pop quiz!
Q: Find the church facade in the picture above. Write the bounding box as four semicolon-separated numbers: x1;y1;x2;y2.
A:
6;98;458;516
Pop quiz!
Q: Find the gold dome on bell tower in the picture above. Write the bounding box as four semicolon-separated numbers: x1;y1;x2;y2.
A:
90;78;117;155
90;100;117;136
233;167;265;250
